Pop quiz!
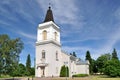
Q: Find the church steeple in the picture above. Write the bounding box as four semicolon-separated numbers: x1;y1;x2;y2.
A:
44;6;54;22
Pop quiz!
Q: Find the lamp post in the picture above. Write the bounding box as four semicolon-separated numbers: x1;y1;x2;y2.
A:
64;62;68;80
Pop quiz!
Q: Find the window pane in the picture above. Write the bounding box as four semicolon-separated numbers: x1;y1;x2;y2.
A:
43;30;47;40
42;50;45;59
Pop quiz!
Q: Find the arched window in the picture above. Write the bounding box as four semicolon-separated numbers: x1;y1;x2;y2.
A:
54;32;57;41
42;30;47;40
42;50;45;59
56;51;58;61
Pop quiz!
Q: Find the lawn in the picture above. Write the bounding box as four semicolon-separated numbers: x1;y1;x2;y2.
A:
0;75;120;80
51;77;89;80
0;75;11;78
90;75;120;80
51;75;120;80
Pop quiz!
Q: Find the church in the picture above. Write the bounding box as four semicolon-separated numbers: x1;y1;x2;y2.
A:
35;6;89;77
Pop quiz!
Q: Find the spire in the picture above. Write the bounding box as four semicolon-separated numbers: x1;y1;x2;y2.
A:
44;6;54;22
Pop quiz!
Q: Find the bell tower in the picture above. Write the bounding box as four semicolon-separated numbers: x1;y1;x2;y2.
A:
36;21;60;45
36;6;60;45
35;6;61;77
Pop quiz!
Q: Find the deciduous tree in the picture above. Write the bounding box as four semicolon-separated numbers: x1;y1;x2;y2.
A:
96;53;111;73
104;59;120;77
0;34;24;75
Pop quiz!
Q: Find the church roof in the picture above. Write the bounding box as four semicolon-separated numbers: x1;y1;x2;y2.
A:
44;6;54;22
76;60;89;65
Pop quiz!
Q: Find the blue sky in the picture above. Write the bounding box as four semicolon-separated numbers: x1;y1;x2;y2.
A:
0;0;120;66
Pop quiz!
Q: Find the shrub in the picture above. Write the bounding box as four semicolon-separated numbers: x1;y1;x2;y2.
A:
60;65;69;77
72;74;88;77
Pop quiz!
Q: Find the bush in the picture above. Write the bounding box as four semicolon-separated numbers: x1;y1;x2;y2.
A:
72;74;88;77
60;65;69;77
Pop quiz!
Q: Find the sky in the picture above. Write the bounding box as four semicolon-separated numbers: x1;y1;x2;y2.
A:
0;0;120;66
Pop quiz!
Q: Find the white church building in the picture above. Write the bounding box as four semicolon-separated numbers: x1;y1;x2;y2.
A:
35;6;89;77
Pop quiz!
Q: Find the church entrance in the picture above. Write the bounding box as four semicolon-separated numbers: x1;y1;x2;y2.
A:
40;66;45;77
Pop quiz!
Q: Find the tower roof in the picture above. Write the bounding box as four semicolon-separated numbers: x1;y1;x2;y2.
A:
44;6;54;22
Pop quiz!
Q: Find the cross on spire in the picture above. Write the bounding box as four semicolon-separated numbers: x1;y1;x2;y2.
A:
49;2;51;7
48;3;51;9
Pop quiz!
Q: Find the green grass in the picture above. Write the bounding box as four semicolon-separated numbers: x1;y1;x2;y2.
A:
0;75;11;78
52;75;120;80
90;75;120;80
0;75;120;80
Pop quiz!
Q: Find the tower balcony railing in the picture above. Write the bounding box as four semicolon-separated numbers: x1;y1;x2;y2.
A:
37;58;48;67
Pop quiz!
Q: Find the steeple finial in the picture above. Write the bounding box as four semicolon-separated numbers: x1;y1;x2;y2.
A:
44;3;54;22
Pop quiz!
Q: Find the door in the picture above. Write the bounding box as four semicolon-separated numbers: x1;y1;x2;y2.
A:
41;66;45;77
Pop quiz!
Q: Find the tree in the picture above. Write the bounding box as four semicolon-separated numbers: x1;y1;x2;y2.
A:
0;55;2;76
0;34;24;75
60;65;69;77
60;65;66;77
92;59;98;73
19;63;26;76
66;66;69;77
85;51;92;74
104;59;120;77
26;54;31;76
0;50;2;76
96;54;111;74
73;52;77;57
112;48;118;60
31;67;35;76
10;63;26;76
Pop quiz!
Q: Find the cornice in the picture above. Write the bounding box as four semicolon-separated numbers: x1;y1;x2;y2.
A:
36;39;61;47
38;21;60;32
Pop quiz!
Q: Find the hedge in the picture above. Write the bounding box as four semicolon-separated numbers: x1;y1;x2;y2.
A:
72;74;89;77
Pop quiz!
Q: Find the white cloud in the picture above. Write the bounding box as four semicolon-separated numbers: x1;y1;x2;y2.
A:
17;31;36;40
62;5;120;60
62;46;103;59
0;0;40;27
1;0;120;61
52;0;79;23
0;20;11;27
0;1;20;22
115;7;120;20
62;28;120;59
36;0;83;28
99;8;120;53
101;26;120;52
